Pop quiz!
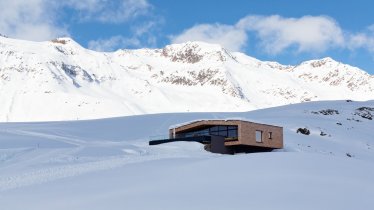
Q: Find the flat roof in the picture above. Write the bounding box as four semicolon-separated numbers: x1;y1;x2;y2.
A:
169;119;283;129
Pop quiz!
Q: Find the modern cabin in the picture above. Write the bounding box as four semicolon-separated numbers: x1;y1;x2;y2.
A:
149;119;283;154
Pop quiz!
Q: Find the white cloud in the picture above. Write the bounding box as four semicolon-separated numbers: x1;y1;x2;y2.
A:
88;20;160;51
237;15;345;54
0;0;68;41
170;24;247;51
347;25;374;53
171;15;348;54
63;0;151;23
88;36;141;51
0;0;152;41
73;0;158;51
348;33;369;50
62;0;104;12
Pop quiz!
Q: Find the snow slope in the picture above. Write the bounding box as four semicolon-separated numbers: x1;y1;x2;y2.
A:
0;36;373;122
0;100;373;209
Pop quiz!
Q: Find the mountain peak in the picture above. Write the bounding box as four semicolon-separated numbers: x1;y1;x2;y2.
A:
50;37;82;47
165;41;227;54
161;41;232;63
318;57;335;62
296;57;340;69
50;37;72;45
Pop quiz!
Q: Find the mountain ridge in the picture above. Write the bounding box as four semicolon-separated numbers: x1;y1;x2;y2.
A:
0;36;373;122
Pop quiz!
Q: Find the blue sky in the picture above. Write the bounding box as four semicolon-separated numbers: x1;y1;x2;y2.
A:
1;0;374;74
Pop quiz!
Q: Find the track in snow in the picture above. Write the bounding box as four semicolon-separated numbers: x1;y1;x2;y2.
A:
0;153;188;192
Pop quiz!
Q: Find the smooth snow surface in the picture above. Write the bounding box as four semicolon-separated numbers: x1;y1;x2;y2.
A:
0;37;373;122
1;100;374;209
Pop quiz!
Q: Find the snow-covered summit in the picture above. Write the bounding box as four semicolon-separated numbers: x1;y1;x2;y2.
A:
0;37;373;122
160;41;234;63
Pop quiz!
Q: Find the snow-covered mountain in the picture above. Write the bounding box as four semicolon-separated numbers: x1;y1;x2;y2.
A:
0;36;373;122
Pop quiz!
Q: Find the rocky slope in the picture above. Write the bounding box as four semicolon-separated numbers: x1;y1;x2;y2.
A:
0;36;373;122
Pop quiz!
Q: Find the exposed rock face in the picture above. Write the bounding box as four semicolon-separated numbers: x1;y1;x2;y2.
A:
161;43;204;63
355;107;374;120
312;109;340;115
51;39;67;45
297;128;311;135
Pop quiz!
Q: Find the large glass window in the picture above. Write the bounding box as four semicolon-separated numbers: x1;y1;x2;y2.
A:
177;125;238;139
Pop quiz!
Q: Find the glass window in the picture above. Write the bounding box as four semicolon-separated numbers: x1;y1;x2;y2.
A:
177;125;238;139
186;132;194;137
256;130;262;142
210;126;219;132
228;130;238;138
268;132;272;139
198;129;209;136
228;125;237;130
218;130;228;137
210;131;219;136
